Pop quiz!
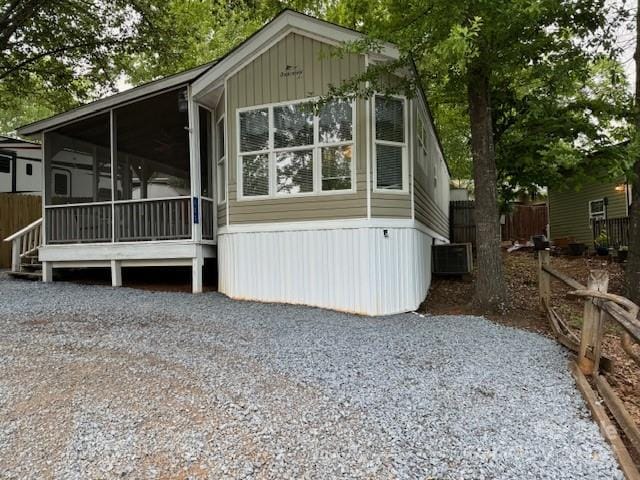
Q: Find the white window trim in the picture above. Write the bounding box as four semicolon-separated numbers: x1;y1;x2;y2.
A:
216;114;227;204
236;97;357;200
373;94;409;194
589;198;606;219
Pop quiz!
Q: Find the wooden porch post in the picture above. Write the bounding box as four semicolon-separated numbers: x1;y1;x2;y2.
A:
111;259;122;287
42;261;53;282
188;85;202;244
538;250;551;308
578;270;609;375
192;245;203;294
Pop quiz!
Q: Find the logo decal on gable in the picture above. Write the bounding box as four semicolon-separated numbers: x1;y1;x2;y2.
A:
280;64;303;79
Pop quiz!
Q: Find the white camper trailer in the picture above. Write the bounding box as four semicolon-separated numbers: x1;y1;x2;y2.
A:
0;136;42;195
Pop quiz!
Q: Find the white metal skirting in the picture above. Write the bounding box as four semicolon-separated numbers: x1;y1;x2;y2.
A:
218;226;432;316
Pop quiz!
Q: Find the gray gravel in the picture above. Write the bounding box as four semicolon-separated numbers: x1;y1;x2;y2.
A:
0;273;622;479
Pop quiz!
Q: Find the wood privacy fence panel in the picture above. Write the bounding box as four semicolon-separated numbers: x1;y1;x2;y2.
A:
0;194;42;268
450;201;549;247
591;217;630;248
502;204;548;241
449;201;475;246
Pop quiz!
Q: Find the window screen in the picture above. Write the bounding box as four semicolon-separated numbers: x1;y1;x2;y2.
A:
321;145;352;191
376;144;403;190
240;109;268;153
375;96;404;143
276;150;313;194
375;96;406;190
242;154;269;197
274;104;313;148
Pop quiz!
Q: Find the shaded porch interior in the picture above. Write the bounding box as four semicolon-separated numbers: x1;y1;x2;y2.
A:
43;87;216;244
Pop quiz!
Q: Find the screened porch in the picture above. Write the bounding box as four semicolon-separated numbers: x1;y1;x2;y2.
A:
42;87;216;244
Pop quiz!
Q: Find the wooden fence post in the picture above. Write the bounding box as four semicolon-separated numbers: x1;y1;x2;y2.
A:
538;250;551;308
578;270;609;375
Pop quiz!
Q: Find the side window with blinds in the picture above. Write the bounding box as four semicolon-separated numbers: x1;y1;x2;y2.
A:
375;96;406;191
239;109;269;197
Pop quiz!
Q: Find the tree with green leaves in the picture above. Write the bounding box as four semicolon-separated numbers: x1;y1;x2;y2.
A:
0;0;204;133
328;0;628;311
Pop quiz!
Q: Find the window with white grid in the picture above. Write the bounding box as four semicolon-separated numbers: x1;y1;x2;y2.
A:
238;99;355;198
374;95;407;192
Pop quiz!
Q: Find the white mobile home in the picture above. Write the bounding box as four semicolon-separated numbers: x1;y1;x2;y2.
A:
0;136;42;194
12;10;450;315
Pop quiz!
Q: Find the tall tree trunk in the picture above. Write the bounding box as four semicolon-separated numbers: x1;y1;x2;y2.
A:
626;7;640;305
468;61;507;312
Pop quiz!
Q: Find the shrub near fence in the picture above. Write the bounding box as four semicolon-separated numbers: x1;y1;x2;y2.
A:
0;194;42;268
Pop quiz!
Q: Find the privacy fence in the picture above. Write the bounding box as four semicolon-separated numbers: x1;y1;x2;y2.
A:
0;194;42;268
449;201;548;247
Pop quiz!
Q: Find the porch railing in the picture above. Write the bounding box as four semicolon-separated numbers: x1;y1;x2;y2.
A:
591;216;630;248
115;197;191;242
46;203;112;244
201;197;215;240
3;218;42;272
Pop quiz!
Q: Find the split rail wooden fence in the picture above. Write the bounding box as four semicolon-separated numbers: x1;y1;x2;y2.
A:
539;250;640;479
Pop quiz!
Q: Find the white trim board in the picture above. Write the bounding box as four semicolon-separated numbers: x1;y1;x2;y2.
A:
218;217;448;242
39;241;214;262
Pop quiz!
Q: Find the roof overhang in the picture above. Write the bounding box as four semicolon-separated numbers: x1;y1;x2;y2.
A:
17;62;215;137
191;10;399;99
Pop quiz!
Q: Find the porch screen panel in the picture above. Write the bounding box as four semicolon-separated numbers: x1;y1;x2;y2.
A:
44;113;111;205
114;88;191;200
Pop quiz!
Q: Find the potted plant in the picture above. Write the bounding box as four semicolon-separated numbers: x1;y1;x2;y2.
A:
594;229;609;256
617;245;629;262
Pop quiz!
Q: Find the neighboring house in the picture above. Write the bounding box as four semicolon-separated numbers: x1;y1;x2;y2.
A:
0;135;42;194
14;10;450;316
548;179;631;245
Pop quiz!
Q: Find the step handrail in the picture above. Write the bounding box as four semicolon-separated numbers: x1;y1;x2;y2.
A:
3;218;42;242
3;217;42;272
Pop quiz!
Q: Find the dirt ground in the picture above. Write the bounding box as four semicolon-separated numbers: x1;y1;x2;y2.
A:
423;250;640;427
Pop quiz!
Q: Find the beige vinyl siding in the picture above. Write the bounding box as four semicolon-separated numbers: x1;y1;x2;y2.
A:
226;32;367;224
548;180;628;245
371;193;411;218
412;99;449;238
217;204;226;227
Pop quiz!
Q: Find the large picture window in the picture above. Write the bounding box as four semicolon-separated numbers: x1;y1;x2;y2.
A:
238;99;355;198
374;95;407;192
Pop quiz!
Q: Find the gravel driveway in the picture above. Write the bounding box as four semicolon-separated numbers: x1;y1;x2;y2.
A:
0;274;621;479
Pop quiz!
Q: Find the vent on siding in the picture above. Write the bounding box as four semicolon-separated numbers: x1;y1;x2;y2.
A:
432;243;473;275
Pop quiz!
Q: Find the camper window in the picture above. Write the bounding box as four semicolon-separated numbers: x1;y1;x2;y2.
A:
26;163;33;176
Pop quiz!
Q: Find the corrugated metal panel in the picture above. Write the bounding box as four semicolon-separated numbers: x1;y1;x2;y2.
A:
549;180;627;244
218;226;432;316
226;32;368;224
